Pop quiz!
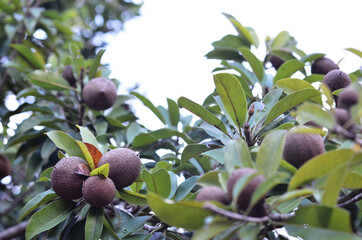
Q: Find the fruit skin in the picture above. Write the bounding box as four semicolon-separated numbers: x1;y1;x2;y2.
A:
196;186;229;205
82;175;116;208
0;154;11;179
337;88;359;109
62;65;77;87
227;168;265;215
311;57;338;75
51;157;90;200
283;133;324;169
82;77;117;111
98;148;141;189
269;54;284;70
334;108;354;131
322;70;351;92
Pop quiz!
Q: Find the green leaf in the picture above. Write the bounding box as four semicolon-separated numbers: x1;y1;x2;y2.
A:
264;88;321;127
37;167;53;182
25;199;74;240
90;163;109;178
213;73;247;131
76;125;99;150
296;102;335;129
239;47;264;81
270;31;290;49
193;221;234;240
116;216;150;238
343;172;362;188
345;48;362;58
288;149;357;190
103;216;120;240
253;89;284;126
167;98;180;127
85;207;104;240
197;170;223;188
285;225;360;240
274;59;305;82
276;78;322;104
224;138;254;173
11;44;45;69
300;53;325;63
18;189;57;222
117;189;148;206
76;140;95;170
256;130;287;178
28;70;76;91
142;169;171;198
174;176;199;201
147;193;213;230
46;131;85;159
88;49;105;79
178;97;230;137
181;144;210;166
270;188;314;208
131;92;165;124
287;205;353;233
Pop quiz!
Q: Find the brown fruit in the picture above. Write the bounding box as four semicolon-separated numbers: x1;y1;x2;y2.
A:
227;168;265;214
82;77;117;111
269;54;285;70
98;148;141;189
51;157;90;200
196;186;229;205
334;108;354;131
283;132;324;169
0;154;11;179
337;88;359;109
82;176;116;208
322;70;351;92
311;57;338;74
62;65;77;87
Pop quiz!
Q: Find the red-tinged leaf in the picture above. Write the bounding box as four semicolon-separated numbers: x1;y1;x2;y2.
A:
73;163;91;177
84;142;103;168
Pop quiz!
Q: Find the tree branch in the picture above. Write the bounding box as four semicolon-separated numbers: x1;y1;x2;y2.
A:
337;189;362;207
0;221;28;240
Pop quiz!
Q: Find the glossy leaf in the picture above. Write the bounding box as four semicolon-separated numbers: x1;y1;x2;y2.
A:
142;169;171;198
46;131;85;159
224;138;254;173
214;73;247;130
178;97;230;137
288;149;357;190
274;59;305;82
253;89;284;126
147;193;213;230
25;199;74;240
296;102;335;129
181;144;210;166
223;13;258;47
131;92;165;124
19;189;57;222
256;129;287;178
264;88;321;127
167;98;180;127
77;125;99;151
276;78;322;104
37;167;53;182
345;48;362;58
11;44;45;69
85;207;104;240
239;47;264;81
76;140;95;170
117;189;148;206
90;163;109;178
88;49;105;79
285;225;360;240
174;176;199;201
28;70;76;91
116;216;150;238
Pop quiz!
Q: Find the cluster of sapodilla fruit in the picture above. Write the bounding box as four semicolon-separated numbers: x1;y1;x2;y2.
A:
51;148;141;208
195;56;360;216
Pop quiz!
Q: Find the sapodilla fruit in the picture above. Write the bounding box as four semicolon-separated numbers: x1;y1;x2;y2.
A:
334;108;354;131
196;186;229;205
322;70;351;92
269;54;285;70
62;65;77;87
51;157;90;200
0;154;11;179
283;132;324;169
337;87;359;109
227;168;265;213
82;176;116;208
311;57;338;75
82;77;117;111
98;148;141;189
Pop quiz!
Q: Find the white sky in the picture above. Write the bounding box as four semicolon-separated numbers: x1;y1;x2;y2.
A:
103;0;362;129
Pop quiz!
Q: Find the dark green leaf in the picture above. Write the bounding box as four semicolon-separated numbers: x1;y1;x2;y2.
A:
116;216;150;238
224;138;254;173
37;167;53;182
131;92;165;124
85;207;104;240
181;144;210;166
142;169;171;198
296;102;335;129
239;47;264;81
46;131;85;159
167;98;180;127
88;49;105;79
274;59;305;82
285;225;360;240
174;176;199;201
300;53;325;63
117;189;147;206
11;44;45;69
28;70;76;91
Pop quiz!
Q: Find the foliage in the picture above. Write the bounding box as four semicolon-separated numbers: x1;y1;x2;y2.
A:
0;5;361;240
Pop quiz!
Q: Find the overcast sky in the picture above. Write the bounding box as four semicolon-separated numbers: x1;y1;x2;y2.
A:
103;0;362;129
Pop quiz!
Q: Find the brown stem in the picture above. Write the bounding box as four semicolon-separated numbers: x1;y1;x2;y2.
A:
78;68;85;126
243;123;253;146
337;189;362;207
0;221;28;240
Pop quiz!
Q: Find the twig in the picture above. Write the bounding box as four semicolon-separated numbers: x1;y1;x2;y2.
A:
334;125;362;147
243;123;253;146
0;221;28;240
337;189;362;207
78;68;85;126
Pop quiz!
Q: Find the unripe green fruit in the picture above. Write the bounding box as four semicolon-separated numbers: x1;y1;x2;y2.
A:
227;168;265;213
62;65;77;87
82;77;117;111
283;133;324;169
82;176;116;208
51;157;90;200
337;88;359;109
196;186;229;205
322;70;351;92
98;148;141;189
0;154;11;179
311;57;338;75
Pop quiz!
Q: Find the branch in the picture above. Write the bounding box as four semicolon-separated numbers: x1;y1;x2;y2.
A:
203;203;295;223
0;185;34;215
334;126;362;147
78;68;85;126
0;221;28;240
337;189;362;207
